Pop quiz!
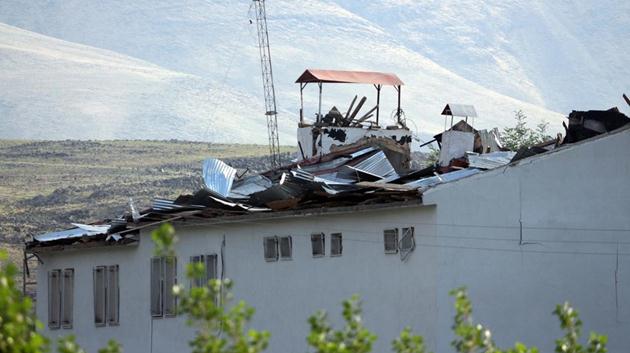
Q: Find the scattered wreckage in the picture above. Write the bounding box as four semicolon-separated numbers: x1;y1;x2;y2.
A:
25;68;630;252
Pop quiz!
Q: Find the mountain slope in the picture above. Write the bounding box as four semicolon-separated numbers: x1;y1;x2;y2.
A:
0;0;575;143
339;0;630;113
0;23;294;143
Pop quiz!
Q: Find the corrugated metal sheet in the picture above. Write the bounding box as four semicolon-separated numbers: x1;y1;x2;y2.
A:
229;175;273;199
441;104;478;117
344;150;398;179
405;168;481;190
467;151;516;170
34;223;110;242
296;69;404;86
202;158;236;198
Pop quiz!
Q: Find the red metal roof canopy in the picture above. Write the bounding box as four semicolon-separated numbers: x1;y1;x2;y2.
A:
296;69;404;86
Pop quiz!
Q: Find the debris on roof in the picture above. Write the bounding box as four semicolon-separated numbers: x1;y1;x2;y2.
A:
26;93;630;252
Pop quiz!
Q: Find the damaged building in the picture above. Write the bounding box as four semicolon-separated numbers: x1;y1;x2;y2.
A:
24;71;630;353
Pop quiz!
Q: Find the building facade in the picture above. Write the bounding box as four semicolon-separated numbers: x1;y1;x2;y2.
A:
34;126;630;352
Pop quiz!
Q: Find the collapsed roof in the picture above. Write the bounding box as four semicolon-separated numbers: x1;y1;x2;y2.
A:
26;108;630;251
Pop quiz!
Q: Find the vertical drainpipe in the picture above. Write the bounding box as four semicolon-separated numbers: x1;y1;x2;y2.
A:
376;84;381;126
318;82;322;122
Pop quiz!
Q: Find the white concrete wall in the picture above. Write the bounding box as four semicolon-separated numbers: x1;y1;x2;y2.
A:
35;127;630;353
424;127;630;352
297;126;410;159
36;205;438;353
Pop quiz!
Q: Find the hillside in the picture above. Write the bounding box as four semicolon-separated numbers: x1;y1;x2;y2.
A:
0;23;295;144
0;140;294;245
0;0;586;144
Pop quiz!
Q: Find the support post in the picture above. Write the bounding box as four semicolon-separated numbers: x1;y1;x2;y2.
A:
375;84;381;126
300;83;306;124
396;85;402;124
318;82;323;122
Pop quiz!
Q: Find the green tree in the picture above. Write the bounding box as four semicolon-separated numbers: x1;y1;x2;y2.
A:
306;295;377;353
502;110;551;151
0;250;49;353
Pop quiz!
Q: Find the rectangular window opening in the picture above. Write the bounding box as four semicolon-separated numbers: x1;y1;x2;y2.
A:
264;236;279;262
190;255;218;288
48;269;61;329
279;236;293;260
163;256;177;317
311;233;325;257
399;227;416;261
331;233;343;257
150;257;163;317
107;265;119;325
384;229;399;254
93;266;107;326
61;269;74;329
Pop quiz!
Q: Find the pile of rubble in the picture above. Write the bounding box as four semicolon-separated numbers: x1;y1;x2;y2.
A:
26;107;630;250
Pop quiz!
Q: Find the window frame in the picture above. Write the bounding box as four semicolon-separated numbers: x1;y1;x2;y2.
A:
150;256;178;318
330;233;343;257
48;269;61;329
263;236;279;262
107;265;120;326
279;236;293;260
399;227;416;261
61;268;74;329
311;233;325;258
190;254;218;288
93;266;107;326
384;229;399;254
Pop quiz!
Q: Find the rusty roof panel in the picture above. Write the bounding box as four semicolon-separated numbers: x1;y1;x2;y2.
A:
296;69;404;86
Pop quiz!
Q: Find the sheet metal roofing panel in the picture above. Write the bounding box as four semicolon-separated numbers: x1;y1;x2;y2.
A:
202;158;236;198
467;151;516;170
441;104;478;117
347;150;398;179
34;224;110;242
229;175;273;199
404;168;481;190
295;69;404;86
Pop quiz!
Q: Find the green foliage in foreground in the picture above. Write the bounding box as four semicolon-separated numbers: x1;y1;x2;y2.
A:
0;225;610;353
0;251;48;353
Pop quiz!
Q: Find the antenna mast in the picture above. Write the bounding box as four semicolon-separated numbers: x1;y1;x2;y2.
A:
253;0;281;167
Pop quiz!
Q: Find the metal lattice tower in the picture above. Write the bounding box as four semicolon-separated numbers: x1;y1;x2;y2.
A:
253;0;281;168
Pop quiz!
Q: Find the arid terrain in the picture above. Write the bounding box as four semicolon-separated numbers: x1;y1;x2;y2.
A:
0;140;428;272
0;140;296;266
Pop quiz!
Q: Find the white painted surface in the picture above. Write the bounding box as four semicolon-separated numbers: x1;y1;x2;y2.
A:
425;127;630;352
35;127;630;352
438;130;474;166
297;126;410;159
37;206;437;353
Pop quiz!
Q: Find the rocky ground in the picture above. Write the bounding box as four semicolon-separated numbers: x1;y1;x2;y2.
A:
0;140;295;245
0;140;427;276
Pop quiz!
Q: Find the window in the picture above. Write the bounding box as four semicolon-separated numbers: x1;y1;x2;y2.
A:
61;269;74;328
190;254;218;288
384;229;399;254
48;268;73;329
279;236;292;260
263;236;278;262
94;265;119;326
399;227;416;261
94;267;106;326
107;265;119;325
48;270;61;329
331;233;342;256
151;257;177;318
311;233;325;257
